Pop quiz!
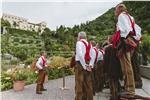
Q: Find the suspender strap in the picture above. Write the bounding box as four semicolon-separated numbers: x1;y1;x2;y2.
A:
93;47;98;64
124;12;136;35
80;40;91;62
100;49;105;56
41;56;46;66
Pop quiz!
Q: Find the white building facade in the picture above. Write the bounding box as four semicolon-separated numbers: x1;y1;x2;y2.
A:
2;13;47;33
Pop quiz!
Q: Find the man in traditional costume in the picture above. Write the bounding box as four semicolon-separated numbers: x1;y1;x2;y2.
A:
112;3;142;95
75;31;95;100
36;52;48;94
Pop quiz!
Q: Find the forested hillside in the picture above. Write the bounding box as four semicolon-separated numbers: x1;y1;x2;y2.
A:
49;1;150;48
78;1;150;40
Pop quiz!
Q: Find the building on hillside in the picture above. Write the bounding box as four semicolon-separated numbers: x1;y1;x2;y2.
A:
2;13;47;34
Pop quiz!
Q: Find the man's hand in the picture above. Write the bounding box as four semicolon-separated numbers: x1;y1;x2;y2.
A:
86;66;92;72
45;64;48;67
89;65;93;69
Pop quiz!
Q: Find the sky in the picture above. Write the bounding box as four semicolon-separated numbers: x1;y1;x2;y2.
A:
2;1;121;30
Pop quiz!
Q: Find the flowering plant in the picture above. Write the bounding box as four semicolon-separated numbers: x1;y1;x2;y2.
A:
12;69;27;81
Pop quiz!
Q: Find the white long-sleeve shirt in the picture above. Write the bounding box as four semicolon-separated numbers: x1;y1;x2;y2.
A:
75;39;95;70
93;47;103;63
36;56;47;70
98;50;103;61
134;24;142;41
117;12;141;40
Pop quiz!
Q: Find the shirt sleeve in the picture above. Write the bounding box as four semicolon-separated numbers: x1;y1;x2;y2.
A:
76;41;87;70
44;60;48;67
89;47;96;68
98;51;103;61
118;13;133;38
36;57;43;69
134;24;142;40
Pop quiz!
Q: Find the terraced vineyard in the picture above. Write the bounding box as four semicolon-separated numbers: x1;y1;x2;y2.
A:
2;28;44;55
1;28;44;70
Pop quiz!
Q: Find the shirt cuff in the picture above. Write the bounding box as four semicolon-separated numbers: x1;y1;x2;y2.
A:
45;64;48;67
83;65;87;70
37;65;43;69
89;63;94;68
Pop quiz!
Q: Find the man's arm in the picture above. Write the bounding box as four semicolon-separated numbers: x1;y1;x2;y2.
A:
89;47;95;68
118;13;133;38
134;24;142;41
98;51;103;61
76;41;87;70
36;58;43;70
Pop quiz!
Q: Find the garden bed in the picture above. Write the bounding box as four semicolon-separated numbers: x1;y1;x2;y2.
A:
1;67;74;91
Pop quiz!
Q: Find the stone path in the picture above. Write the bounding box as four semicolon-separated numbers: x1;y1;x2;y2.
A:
1;75;150;100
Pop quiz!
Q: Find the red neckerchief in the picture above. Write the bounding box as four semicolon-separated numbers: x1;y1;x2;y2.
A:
80;39;91;62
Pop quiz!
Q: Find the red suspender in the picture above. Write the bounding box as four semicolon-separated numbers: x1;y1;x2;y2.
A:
41;56;46;66
100;49;105;56
100;49;105;64
125;13;134;29
80;40;91;62
93;47;98;64
124;12;136;36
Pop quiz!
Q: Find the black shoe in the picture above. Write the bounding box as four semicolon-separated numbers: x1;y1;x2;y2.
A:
42;88;47;91
36;91;42;94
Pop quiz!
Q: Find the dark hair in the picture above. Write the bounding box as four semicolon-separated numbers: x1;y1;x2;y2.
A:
90;40;96;47
97;42;103;49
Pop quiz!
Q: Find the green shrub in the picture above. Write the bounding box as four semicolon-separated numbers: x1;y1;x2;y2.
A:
1;72;13;91
10;59;18;65
64;68;74;76
48;56;70;68
139;34;150;63
48;68;61;80
24;57;34;65
21;39;26;44
11;46;28;61
25;70;38;85
29;40;33;43
47;67;74;80
13;38;19;42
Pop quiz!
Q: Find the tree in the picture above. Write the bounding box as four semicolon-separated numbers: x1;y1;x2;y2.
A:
41;27;53;51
